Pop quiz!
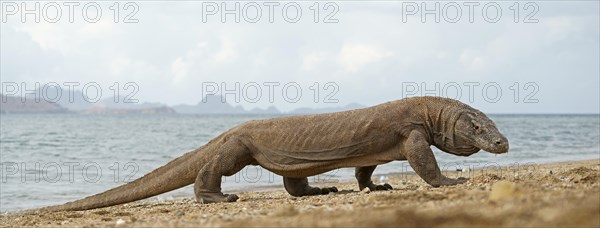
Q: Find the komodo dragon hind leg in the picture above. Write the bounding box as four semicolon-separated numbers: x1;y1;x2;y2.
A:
194;138;254;204
283;177;339;197
355;166;393;191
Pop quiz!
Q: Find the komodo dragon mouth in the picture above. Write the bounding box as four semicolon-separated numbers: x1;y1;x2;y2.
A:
436;144;480;157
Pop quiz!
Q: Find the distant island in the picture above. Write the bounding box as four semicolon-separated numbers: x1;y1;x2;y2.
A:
81;106;177;115
0;94;68;114
0;93;177;115
0;90;364;115
172;94;363;115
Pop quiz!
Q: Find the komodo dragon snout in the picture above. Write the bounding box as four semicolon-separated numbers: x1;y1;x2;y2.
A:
454;111;509;154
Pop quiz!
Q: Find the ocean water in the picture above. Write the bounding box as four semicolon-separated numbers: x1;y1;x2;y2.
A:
1;114;599;212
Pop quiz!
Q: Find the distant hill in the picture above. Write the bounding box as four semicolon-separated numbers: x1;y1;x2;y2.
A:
53;89;94;111
82;106;176;115
0;94;69;114
2;86;366;115
13;86;94;111
96;96;167;110
0;89;176;115
173;95;281;114
171;95;365;115
249;106;280;114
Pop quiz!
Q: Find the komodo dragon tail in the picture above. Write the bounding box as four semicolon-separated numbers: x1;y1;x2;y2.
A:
35;149;204;212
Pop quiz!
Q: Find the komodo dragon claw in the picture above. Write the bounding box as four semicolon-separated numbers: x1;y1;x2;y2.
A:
320;186;339;194
363;183;393;191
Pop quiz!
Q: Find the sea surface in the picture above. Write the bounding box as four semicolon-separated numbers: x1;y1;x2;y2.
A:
1;114;599;212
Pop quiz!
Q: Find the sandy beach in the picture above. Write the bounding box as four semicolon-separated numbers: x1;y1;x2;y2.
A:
1;159;599;227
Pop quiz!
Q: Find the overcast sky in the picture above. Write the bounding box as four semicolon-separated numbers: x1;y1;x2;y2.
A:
1;1;598;113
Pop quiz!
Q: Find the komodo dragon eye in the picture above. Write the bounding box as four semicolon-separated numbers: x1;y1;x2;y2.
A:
474;125;480;130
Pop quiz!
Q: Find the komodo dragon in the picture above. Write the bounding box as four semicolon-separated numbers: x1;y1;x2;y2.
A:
36;96;509;212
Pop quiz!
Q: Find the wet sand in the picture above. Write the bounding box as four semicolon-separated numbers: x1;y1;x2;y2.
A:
1;159;599;227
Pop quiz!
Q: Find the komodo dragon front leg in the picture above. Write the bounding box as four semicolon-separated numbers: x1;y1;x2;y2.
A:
404;131;467;187
355;166;393;191
283;177;339;197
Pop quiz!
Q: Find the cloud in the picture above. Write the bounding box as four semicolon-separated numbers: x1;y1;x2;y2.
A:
302;52;328;71
459;49;485;72
214;37;237;64
337;44;393;73
170;57;188;84
14;19;114;56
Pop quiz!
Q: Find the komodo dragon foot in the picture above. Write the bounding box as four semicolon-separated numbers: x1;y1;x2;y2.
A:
360;183;393;191
196;192;239;204
355;166;393;191
284;177;339;197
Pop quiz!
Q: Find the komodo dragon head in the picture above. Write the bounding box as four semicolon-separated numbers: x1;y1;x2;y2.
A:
448;110;509;156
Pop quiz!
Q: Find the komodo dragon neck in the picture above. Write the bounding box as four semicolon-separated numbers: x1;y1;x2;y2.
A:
406;97;471;152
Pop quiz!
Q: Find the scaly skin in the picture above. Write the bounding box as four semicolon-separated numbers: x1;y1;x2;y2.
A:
35;96;509;212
